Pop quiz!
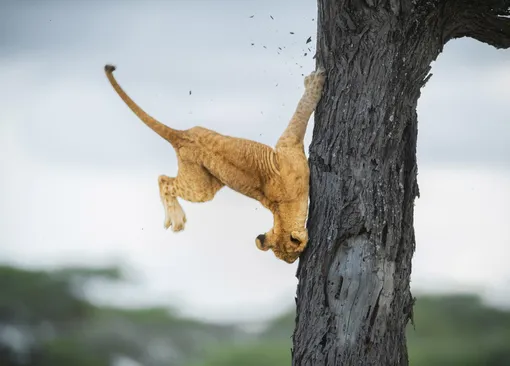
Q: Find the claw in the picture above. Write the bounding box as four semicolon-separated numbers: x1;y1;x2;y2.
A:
164;217;172;230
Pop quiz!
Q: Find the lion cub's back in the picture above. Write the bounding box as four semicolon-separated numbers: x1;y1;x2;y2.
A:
188;127;276;175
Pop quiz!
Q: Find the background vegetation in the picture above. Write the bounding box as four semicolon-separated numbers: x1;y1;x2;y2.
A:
1;264;509;366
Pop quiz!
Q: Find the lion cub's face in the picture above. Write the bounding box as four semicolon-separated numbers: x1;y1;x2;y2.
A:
255;228;308;263
254;199;309;263
255;202;309;263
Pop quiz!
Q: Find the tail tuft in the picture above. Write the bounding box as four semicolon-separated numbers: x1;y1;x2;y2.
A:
104;64;116;73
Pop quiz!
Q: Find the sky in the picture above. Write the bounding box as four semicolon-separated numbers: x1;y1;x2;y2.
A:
1;1;509;324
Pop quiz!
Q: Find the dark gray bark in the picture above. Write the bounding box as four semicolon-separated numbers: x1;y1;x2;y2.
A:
292;1;510;365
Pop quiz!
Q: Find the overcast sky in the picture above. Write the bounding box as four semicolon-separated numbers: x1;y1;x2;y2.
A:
1;1;509;324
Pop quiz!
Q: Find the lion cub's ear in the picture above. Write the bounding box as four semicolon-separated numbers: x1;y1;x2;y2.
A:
290;230;308;246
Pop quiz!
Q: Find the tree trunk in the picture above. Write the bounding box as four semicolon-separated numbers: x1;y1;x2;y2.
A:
292;1;510;365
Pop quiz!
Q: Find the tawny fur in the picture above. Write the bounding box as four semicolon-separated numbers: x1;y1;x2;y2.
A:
104;64;326;263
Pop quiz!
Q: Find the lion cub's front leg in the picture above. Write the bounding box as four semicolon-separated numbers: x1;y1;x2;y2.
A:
276;68;326;149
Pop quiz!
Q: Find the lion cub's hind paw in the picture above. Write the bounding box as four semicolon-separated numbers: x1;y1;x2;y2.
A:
164;216;172;230
171;220;185;233
164;212;186;232
163;203;187;232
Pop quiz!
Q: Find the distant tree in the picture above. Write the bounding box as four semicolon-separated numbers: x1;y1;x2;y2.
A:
0;265;241;366
292;1;510;365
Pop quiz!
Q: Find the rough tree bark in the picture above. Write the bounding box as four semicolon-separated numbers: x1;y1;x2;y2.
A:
292;1;510;365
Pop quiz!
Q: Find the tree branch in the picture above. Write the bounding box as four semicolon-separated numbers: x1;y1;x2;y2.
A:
443;1;510;49
447;13;510;49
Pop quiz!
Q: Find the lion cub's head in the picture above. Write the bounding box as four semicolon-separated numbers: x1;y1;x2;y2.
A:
254;201;309;263
255;229;308;263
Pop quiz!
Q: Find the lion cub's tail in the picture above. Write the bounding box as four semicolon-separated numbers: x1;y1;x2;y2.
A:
104;64;185;147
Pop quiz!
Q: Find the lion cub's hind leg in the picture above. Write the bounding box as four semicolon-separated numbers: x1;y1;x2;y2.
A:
158;160;224;232
158;176;187;232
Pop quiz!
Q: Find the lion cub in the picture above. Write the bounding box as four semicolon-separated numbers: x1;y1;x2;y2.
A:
105;65;326;263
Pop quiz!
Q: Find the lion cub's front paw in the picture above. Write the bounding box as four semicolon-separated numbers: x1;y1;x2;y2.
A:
304;68;326;106
305;68;326;91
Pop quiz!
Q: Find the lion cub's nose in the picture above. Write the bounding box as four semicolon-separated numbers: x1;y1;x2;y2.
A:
256;234;266;247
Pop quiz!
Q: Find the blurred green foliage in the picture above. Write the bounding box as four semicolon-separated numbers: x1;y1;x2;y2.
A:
0;264;244;366
1;264;509;366
407;295;510;366
189;342;291;366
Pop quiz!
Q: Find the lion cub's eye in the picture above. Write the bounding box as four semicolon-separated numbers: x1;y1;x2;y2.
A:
290;235;301;245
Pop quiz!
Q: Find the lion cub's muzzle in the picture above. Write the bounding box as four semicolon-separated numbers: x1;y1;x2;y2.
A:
255;234;270;251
